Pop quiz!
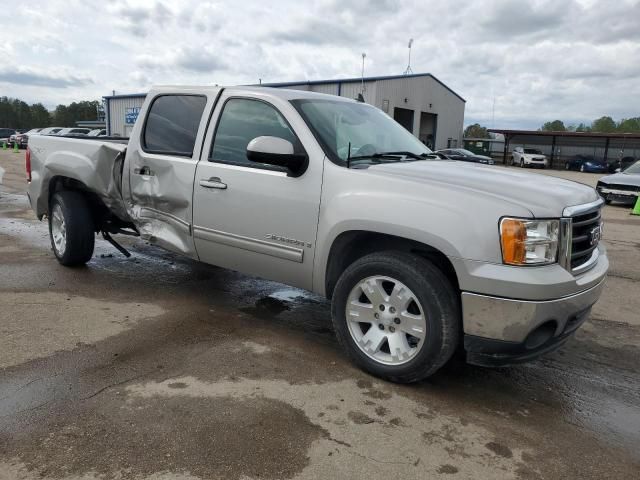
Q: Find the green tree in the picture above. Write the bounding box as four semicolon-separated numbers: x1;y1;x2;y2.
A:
591;116;617;133
617;117;640;133
540;120;566;131
575;123;591;132
463;123;490;138
30;103;52;127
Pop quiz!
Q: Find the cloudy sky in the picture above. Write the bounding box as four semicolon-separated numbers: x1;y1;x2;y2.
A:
0;0;638;129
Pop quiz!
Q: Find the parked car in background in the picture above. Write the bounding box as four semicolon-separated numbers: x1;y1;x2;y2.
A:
511;147;548;168
0;128;16;142
597;161;640;204
87;129;107;136
607;156;636;173
38;127;64;135
565;155;608;173
436;148;495;165
11;128;43;148
54;127;92;136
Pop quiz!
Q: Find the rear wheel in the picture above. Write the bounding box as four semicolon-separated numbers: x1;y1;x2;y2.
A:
49;191;95;266
331;251;460;383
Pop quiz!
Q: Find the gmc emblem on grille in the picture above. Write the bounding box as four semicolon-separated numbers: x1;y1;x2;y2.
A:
589;225;602;246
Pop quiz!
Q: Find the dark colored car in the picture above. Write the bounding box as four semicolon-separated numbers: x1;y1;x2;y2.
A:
436;148;495;165
0;128;16;143
565;155;608;173
607;156;637;173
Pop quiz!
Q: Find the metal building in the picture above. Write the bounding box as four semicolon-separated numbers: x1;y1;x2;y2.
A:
103;73;465;149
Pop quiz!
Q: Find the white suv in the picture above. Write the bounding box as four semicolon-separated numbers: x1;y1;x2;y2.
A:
512;147;548;168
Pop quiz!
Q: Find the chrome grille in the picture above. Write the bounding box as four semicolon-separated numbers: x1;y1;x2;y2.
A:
559;200;603;274
570;209;601;270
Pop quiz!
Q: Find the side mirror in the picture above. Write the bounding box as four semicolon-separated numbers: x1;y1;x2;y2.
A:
246;136;308;177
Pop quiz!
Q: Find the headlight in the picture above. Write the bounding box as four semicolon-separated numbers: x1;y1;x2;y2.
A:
500;218;559;265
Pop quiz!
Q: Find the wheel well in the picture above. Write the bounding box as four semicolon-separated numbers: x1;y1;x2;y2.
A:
325;231;459;299
48;176;114;232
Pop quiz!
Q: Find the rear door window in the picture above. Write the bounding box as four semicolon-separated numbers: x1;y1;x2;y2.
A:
142;94;207;156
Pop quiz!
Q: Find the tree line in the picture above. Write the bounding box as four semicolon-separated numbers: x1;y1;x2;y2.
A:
464;116;640;138
0;97;102;129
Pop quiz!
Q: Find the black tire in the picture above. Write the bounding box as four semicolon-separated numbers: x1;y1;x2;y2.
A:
48;191;95;266
520;159;525;168
331;251;460;383
604;197;612;205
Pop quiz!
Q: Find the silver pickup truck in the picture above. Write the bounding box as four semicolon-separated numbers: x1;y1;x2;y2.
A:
26;86;608;383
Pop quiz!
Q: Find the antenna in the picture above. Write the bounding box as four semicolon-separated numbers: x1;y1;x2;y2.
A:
403;38;414;75
361;53;366;97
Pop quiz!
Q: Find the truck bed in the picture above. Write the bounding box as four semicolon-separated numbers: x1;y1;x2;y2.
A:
28;135;131;222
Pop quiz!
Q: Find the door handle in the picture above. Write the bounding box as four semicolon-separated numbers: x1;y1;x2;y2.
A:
134;166;154;176
199;177;227;190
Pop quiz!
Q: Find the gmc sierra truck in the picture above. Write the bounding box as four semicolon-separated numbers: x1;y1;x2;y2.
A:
26;86;608;383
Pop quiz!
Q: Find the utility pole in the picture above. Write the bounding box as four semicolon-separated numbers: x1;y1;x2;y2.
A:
361;53;366;95
404;39;414;75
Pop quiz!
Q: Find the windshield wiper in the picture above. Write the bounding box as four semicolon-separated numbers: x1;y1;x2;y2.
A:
375;151;429;160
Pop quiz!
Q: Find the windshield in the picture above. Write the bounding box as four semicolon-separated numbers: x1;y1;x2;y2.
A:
291;99;432;165
524;149;542;154
456;149;478;156
624;161;640;174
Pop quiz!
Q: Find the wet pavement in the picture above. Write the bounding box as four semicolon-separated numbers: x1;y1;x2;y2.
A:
1;150;640;479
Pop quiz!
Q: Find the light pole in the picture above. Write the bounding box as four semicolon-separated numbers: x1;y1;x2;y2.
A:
361;52;366;96
404;38;413;75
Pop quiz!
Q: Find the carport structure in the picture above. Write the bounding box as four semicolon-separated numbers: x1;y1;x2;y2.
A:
488;129;640;169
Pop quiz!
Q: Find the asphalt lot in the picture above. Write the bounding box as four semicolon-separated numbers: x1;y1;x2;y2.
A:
1;149;639;479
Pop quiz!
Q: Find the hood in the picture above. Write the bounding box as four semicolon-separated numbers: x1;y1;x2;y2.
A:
599;172;640;187
368;160;599;218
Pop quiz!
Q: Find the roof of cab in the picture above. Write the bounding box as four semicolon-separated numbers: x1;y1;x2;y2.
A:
109;85;358;103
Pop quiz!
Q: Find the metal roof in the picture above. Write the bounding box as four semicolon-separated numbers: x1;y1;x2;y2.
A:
260;73;465;102
489;129;640;139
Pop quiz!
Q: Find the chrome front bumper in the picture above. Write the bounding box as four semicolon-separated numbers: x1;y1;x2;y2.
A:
461;277;606;343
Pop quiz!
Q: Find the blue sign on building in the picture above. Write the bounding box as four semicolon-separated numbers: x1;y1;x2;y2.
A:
125;107;141;125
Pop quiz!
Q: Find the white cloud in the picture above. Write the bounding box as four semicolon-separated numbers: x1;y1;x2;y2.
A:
0;0;638;128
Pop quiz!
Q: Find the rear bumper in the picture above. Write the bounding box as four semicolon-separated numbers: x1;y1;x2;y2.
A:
461;277;606;366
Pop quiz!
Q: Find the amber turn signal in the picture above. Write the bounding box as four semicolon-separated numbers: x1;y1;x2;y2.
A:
500;218;527;265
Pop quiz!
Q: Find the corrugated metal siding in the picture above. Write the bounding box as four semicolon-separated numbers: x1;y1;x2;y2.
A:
107;97;146;137
374;76;464;149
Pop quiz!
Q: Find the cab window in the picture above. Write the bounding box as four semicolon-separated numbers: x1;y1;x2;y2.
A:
142;94;207;156
210;98;298;169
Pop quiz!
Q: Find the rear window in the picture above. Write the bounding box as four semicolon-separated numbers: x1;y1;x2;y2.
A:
142;94;207;156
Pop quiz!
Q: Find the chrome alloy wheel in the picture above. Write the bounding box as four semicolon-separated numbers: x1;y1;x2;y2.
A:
346;276;427;365
51;203;67;256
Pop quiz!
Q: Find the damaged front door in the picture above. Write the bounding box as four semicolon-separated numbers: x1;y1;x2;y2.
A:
126;93;213;257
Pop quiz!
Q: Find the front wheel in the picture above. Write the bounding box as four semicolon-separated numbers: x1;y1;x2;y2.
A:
49;191;95;266
331;251;460;383
520;159;525;168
